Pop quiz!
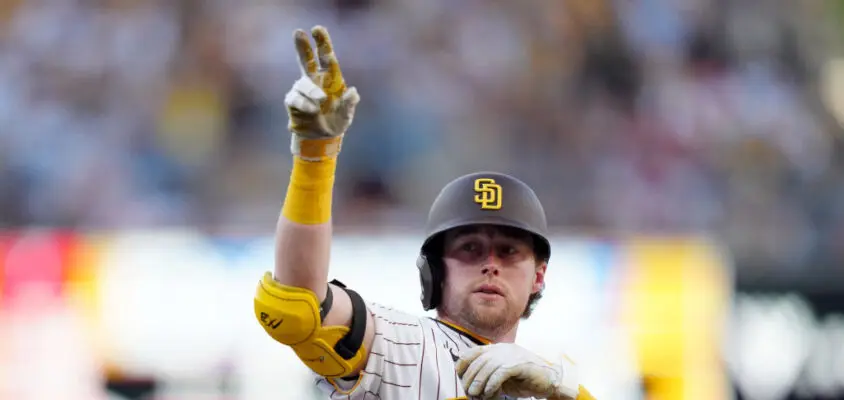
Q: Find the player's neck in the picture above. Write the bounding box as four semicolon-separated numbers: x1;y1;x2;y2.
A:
436;314;519;344
489;323;518;343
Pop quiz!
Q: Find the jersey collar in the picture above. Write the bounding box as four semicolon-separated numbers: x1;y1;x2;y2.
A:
433;318;492;345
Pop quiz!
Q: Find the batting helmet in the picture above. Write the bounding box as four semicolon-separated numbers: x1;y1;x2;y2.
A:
416;171;551;310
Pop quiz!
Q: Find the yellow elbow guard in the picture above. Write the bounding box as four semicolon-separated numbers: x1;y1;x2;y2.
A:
253;272;367;378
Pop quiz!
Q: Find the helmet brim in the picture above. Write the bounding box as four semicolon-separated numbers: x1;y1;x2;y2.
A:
421;216;551;262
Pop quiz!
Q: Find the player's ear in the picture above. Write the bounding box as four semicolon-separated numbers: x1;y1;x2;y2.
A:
532;261;547;294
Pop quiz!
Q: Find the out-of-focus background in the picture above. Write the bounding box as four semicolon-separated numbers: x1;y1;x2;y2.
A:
1;0;844;399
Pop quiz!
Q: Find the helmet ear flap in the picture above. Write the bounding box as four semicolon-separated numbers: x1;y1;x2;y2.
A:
416;254;443;311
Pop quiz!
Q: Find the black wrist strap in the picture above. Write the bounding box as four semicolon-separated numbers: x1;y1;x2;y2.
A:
319;282;334;322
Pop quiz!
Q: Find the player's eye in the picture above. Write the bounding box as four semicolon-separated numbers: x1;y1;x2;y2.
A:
461;242;479;253
499;246;517;256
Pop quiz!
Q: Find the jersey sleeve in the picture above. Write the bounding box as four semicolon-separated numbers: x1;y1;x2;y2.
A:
314;303;424;399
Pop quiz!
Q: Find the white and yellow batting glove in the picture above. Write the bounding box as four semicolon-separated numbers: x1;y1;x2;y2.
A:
456;343;594;400
284;26;360;161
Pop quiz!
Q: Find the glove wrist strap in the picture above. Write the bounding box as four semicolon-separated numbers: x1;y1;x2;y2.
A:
291;135;344;161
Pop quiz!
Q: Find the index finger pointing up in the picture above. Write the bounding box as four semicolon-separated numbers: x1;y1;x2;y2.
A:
294;29;317;77
311;26;344;86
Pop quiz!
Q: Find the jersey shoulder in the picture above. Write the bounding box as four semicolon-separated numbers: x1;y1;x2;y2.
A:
367;302;424;326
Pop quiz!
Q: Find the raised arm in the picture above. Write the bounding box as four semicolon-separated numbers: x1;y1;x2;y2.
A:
252;26;375;381
273;26;352;291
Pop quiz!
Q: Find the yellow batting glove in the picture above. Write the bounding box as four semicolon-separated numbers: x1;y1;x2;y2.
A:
284;26;360;161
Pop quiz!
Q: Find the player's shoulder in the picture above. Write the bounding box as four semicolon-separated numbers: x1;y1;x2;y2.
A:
365;303;451;334
366;302;424;326
367;303;441;337
365;302;428;347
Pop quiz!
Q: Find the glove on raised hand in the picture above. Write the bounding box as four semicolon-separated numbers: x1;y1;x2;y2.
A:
284;26;359;161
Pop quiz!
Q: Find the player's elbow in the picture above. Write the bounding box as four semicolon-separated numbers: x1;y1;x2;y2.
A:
252;272;373;379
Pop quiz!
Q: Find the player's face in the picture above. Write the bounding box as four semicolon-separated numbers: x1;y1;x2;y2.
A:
439;225;545;340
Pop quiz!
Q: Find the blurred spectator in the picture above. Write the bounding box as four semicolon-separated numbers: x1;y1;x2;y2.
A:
0;0;842;279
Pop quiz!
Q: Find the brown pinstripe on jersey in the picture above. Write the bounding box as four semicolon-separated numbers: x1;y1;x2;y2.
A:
314;303;538;400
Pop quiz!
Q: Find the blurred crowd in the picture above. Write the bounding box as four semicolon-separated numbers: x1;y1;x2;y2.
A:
1;0;843;279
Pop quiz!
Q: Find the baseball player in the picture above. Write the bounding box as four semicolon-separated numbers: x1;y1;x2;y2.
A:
253;26;596;400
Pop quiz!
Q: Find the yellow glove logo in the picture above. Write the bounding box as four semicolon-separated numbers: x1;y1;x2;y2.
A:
474;178;502;210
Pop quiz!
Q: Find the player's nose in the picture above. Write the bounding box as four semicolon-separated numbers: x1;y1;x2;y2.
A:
480;255;501;276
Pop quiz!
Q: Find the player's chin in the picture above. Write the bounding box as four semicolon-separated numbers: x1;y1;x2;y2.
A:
467;303;516;330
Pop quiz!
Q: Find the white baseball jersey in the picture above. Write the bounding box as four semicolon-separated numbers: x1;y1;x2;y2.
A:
314;303;536;400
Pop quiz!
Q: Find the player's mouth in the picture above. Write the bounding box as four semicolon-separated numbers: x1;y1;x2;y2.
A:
473;284;504;298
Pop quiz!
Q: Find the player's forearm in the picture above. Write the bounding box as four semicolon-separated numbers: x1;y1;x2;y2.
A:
273;152;337;298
